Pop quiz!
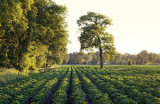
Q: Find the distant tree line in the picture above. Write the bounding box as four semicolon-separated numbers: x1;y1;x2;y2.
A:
64;50;160;65
0;0;68;71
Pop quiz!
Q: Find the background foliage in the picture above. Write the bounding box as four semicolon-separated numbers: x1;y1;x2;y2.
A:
65;50;160;65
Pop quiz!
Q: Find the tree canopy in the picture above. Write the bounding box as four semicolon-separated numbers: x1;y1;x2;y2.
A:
0;0;68;71
77;12;116;68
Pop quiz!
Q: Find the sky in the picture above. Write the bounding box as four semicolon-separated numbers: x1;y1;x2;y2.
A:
53;0;160;54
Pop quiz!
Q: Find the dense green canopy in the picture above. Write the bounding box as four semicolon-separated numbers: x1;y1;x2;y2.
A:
77;12;116;68
0;0;68;71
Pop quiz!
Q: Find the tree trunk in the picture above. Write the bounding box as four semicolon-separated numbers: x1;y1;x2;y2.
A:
99;46;103;69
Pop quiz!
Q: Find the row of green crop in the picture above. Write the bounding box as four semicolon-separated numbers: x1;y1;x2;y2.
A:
31;69;68;103
76;69;112;104
70;67;88;104
78;68;136;104
1;65;159;104
1;73;50;103
91;66;160;97
51;67;88;104
52;68;71;104
78;66;160;104
0;67;68;103
95;68;160;98
79;66;160;93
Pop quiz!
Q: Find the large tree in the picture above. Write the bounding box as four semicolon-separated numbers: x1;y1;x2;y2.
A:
77;12;116;69
0;0;68;71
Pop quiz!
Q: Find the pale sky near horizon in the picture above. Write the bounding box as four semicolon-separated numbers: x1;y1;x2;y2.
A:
53;0;160;54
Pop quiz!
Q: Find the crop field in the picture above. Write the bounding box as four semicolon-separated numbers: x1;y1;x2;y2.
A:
0;65;160;104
